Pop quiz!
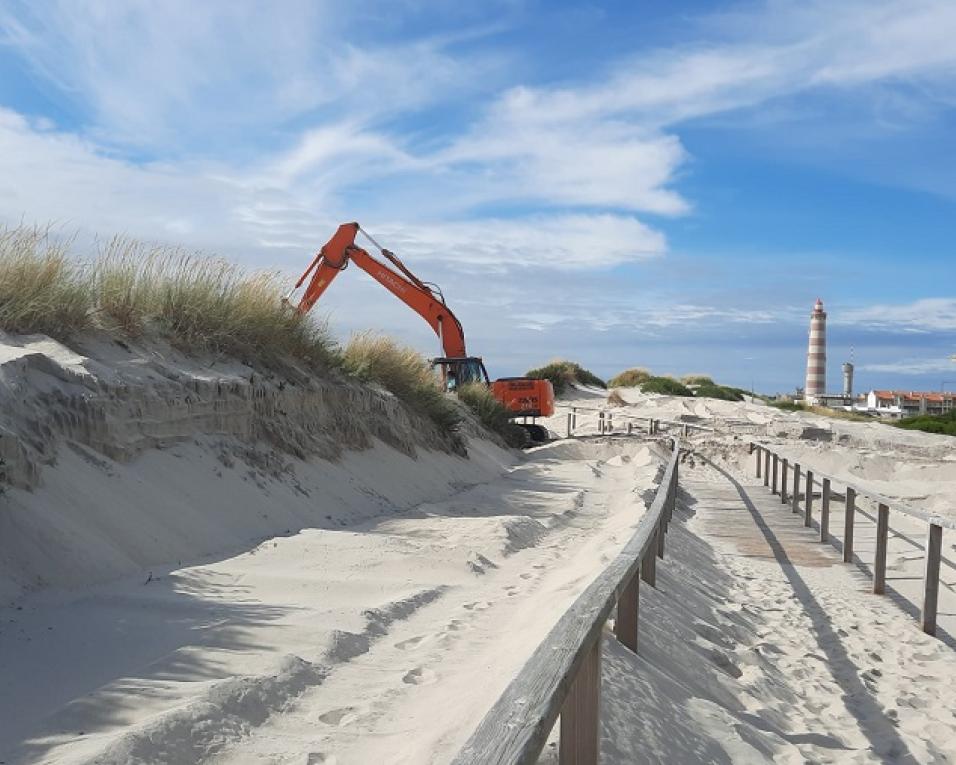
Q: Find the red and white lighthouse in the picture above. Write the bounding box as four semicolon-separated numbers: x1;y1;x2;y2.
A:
804;298;827;401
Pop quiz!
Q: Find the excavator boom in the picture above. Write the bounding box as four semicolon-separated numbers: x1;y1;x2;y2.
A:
293;222;467;358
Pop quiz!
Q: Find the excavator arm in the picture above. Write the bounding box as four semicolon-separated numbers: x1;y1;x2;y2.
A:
291;222;468;359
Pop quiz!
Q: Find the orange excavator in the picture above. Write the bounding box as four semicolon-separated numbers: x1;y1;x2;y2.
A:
287;222;555;440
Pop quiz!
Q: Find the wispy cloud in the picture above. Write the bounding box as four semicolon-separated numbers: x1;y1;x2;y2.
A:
859;358;956;375
838;298;956;333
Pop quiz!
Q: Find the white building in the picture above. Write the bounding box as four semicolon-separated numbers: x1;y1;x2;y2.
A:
865;390;956;418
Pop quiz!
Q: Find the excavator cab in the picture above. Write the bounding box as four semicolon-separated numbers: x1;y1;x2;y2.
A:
432;356;491;392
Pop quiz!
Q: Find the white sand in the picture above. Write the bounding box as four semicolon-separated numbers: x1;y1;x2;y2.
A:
3;342;956;764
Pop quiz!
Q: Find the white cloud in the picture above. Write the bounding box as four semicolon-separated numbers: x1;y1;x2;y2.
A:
0;1;496;152
859;358;956;375
838;299;956;333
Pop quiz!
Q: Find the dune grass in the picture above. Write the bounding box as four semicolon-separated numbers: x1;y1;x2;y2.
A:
526;360;605;395
641;376;693;397
0;227;92;340
681;374;715;386
0;226;338;368
608;368;652;388
343;332;462;434
457;382;527;447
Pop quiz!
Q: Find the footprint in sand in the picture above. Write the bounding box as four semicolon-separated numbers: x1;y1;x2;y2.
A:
395;635;428;650
402;667;438;685
307;754;337;764
463;601;490;611
319;707;360;726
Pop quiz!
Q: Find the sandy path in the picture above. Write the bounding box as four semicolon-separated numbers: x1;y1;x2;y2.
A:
565;452;956;763
0;439;661;765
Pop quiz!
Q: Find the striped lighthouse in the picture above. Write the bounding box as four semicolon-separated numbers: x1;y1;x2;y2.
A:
804;298;827;401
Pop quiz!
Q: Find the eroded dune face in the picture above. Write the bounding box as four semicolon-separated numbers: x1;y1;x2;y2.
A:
0;331;512;603
0;332;460;493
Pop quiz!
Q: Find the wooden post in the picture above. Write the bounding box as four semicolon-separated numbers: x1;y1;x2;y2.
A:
921;524;943;636
559;638;601;765
763;450;770;486
791;464;800;514
627;422;633;435
598;412;604;435
820;478;831;542
608;413;613;432
874;503;890;595
567;412;573;438
756;447;762;478
656;516;665;558
804;471;813;527
781;459;789;504
615;574;640;652
843;487;856;563
572;407;577;430
771;454;779;495
641;540;656;587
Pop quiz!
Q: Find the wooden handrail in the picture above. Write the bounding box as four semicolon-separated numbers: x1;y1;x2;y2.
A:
750;441;950;637
749;441;956;531
452;441;682;764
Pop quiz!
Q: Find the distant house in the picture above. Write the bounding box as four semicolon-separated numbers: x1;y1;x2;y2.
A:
865;390;956;418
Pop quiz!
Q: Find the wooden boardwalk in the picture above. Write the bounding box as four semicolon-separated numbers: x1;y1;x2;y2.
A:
683;457;956;648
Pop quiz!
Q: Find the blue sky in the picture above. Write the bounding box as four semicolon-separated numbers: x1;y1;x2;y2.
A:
0;1;954;394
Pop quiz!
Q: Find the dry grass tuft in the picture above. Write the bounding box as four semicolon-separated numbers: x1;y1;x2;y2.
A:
0;226;92;340
608;368;652;387
343;332;461;433
0;225;337;369
457;382;527;447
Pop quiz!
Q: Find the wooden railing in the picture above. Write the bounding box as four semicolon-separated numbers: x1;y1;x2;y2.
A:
561;405;713;438
452;440;681;765
750;441;954;636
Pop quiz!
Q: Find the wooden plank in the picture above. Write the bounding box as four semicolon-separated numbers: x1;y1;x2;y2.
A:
559;638;601;765
791;463;800;514
614;574;639;652
453;444;680;764
781;459;789;504
804;470;814;528
772;454;779;495
874;503;890;595
820;478;831;543
921;524;943;635
843;487;856;563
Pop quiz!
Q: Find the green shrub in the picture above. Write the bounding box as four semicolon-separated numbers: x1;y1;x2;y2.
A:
681;374;715;386
343;333;461;434
0;227;92;340
526;360;606;395
770;401;807;412
457;383;527;447
608;368;652;387
640;376;693;397
895;411;956;436
694;384;744;402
